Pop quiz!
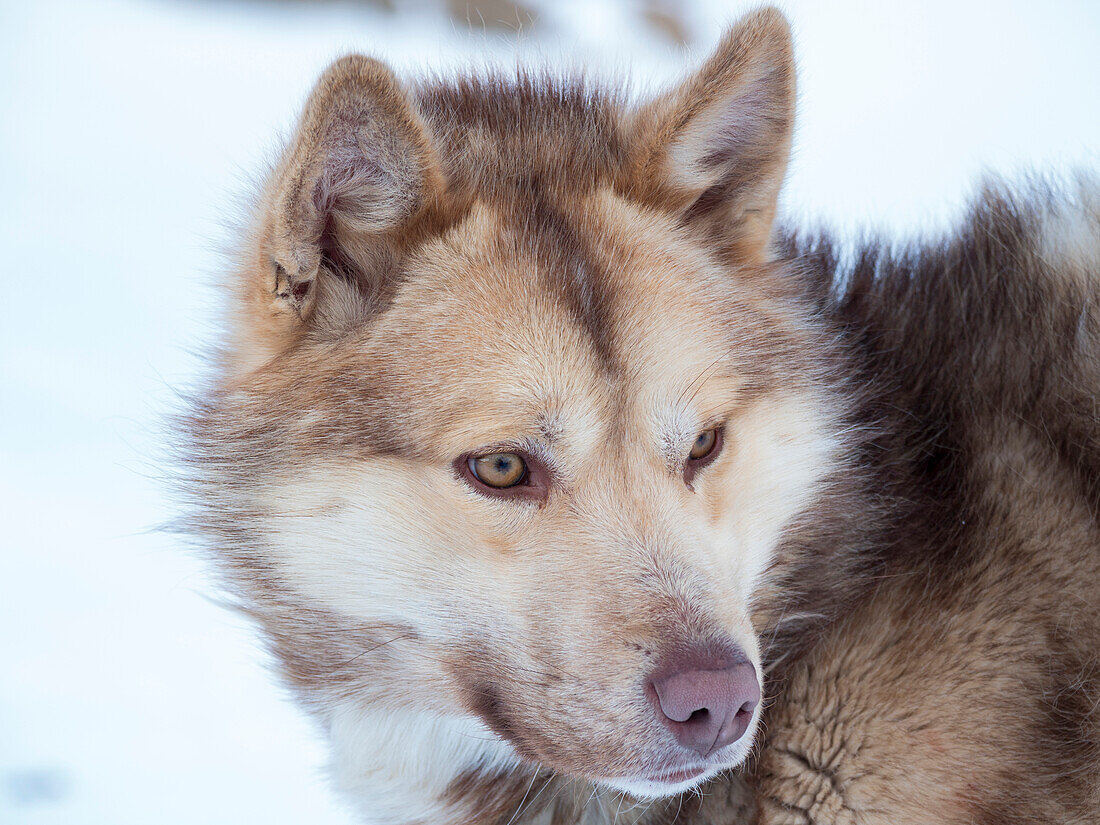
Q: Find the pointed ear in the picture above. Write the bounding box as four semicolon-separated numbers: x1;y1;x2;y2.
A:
630;8;794;262
238;55;441;367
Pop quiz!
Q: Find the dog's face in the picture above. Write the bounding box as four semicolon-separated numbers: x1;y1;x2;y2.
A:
193;8;841;805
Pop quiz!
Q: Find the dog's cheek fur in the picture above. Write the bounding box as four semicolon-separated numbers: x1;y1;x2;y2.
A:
710;390;846;600
259;461;506;626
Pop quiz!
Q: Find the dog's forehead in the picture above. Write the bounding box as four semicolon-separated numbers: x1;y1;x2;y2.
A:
356;193;746;454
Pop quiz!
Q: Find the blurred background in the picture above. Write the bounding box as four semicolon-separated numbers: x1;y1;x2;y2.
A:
0;1;1097;823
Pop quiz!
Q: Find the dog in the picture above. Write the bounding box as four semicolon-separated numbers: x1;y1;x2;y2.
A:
181;7;1100;824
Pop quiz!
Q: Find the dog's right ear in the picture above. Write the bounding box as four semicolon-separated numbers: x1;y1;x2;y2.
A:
237;55;441;371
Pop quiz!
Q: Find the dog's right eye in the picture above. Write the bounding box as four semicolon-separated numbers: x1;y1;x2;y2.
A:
469;453;527;488
454;450;550;504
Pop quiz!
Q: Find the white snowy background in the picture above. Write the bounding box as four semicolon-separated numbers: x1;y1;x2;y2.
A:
1;0;1097;822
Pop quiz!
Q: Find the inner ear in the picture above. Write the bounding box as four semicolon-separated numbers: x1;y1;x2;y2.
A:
630;7;795;262
272;263;310;311
260;54;442;328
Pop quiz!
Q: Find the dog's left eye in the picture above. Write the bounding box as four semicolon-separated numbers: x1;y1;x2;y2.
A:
690;428;719;460
684;426;723;486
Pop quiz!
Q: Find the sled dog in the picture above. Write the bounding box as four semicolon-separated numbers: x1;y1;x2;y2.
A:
183;7;1100;824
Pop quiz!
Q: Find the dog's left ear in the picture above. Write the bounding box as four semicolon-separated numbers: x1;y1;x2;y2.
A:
630;7;795;263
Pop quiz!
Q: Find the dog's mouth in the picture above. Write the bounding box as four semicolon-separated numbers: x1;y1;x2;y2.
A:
590;707;761;800
641;764;709;784
593;759;726;800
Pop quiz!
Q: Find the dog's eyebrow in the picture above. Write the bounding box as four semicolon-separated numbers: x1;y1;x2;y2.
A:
534;409;563;445
536;421;558;446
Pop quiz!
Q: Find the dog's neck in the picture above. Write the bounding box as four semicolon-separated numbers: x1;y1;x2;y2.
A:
324;702;672;825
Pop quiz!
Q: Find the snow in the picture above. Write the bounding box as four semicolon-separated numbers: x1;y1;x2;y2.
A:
0;0;1096;822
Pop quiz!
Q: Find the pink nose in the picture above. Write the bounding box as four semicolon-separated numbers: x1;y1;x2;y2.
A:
649;661;760;757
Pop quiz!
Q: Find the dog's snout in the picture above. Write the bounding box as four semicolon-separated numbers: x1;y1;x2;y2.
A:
648;653;760;757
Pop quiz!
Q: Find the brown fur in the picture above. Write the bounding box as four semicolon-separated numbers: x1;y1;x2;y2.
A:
751;183;1100;825
180;6;1099;824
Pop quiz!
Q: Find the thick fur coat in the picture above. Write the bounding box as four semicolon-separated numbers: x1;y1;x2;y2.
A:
181;7;1100;824
750;182;1100;824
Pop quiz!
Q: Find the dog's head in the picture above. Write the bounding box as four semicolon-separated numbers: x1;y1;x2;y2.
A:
192;7;844;806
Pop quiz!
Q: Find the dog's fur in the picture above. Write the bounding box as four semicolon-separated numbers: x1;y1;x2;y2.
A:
751;180;1100;825
182;8;1100;824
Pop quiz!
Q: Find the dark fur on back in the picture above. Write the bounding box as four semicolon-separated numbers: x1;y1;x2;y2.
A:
747;179;1100;825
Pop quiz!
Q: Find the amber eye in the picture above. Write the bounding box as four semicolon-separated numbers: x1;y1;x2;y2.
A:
684;426;723;488
468;453;528;489
689;428;720;460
